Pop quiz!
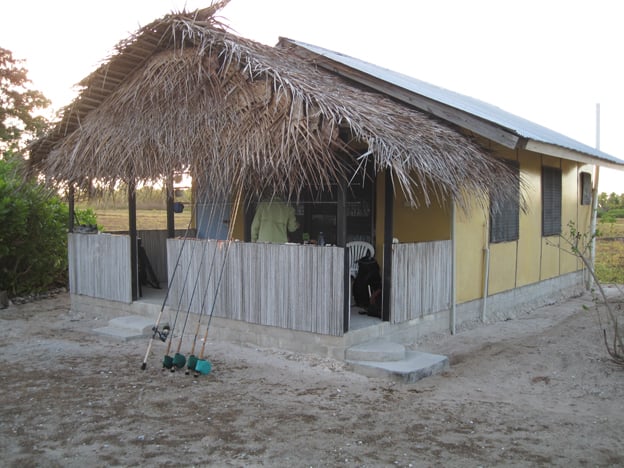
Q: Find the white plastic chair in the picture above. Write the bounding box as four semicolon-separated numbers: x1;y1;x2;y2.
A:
346;241;375;278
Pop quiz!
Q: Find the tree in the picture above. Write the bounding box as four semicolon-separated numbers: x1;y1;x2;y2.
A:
1;47;50;153
0;48;67;296
606;192;621;211
597;192;608;212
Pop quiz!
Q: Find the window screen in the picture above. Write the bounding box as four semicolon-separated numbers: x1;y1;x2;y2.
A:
490;161;519;243
542;166;562;236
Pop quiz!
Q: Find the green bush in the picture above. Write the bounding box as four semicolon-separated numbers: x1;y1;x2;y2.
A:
0;156;69;296
598;208;624;220
74;207;102;231
603;208;624;219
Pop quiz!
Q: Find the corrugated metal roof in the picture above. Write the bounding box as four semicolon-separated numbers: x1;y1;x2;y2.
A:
286;39;624;168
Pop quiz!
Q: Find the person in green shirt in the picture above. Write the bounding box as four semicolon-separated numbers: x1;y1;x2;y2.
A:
251;198;299;243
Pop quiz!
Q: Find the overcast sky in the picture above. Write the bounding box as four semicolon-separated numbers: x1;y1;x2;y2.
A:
2;0;622;193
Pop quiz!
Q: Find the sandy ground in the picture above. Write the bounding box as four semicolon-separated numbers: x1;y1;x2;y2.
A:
1;288;623;467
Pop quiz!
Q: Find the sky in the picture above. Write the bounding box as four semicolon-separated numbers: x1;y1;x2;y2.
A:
2;0;622;193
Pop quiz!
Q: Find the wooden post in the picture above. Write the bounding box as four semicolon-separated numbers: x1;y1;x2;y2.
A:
166;174;175;238
128;178;139;301
337;184;349;331
381;171;393;322
68;185;75;232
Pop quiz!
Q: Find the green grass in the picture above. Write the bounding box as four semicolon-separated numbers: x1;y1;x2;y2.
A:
595;219;624;283
595;240;624;283
93;208;191;232
597;218;624;238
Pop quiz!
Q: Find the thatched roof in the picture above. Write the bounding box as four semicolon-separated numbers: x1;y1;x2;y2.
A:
30;1;519;209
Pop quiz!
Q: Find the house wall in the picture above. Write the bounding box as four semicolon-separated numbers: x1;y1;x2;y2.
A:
373;172;451;266
516;151;542;286
392;189;451;243
454;203;488;303
354;145;593;318
455;147;593;304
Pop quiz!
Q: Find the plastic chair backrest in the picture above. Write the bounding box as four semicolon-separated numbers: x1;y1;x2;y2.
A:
346;241;375;277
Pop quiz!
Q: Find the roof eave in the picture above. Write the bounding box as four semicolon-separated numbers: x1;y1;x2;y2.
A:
280;38;624;170
524;140;624;171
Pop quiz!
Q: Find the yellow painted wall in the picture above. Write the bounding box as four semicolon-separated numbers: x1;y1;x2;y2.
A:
516;151;542;287
454;202;488;303
370;154;593;304
393;184;451;243
539;156;567;280
454;148;592;301
577;164;594;271
487;242;519;295
560;159;580;273
374;171;452;276
540;156;561;280
481;145;519;295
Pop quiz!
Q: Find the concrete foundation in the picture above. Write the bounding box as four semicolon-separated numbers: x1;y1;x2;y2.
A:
74;270;585;360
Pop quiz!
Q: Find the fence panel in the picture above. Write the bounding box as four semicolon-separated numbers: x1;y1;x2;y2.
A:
391;241;452;323
68;233;132;303
167;240;345;336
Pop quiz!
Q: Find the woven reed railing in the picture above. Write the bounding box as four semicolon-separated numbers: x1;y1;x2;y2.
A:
166;240;345;336
390;240;452;323
68;233;132;303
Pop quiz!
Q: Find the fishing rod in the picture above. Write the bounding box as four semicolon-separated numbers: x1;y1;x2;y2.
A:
182;197;228;373
141;214;193;371
169;227;215;373
185;237;221;375
161;229;202;370
194;187;243;376
163;193;223;371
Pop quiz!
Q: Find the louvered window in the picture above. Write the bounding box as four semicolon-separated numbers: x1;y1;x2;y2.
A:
542;166;562;236
490;161;520;243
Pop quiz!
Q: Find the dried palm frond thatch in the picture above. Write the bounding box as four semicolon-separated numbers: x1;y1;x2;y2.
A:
29;1;521;211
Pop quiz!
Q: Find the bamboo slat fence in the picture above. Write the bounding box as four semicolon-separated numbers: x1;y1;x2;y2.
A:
166;240;346;336
390;241;452;323
68;233;132;303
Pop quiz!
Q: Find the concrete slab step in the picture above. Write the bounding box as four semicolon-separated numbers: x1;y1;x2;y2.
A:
347;350;449;384
345;339;406;362
94;315;166;341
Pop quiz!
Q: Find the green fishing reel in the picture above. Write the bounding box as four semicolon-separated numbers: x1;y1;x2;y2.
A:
162;354;174;369
172;352;186;369
185;355;198;375
194;359;212;376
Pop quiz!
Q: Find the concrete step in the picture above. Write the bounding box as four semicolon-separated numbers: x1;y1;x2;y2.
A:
346;350;449;383
345;338;449;383
345;339;406;362
94;315;166;341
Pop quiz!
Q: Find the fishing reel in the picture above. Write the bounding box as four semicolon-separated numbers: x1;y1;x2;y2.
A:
152;325;170;342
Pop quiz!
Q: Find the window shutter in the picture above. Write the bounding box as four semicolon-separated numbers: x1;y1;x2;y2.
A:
542;166;562;236
490;161;519;243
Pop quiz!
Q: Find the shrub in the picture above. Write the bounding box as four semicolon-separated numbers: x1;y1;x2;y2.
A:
604;208;624;219
0;155;69;296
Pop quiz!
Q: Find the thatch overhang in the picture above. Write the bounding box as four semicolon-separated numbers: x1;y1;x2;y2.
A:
29;2;520;211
